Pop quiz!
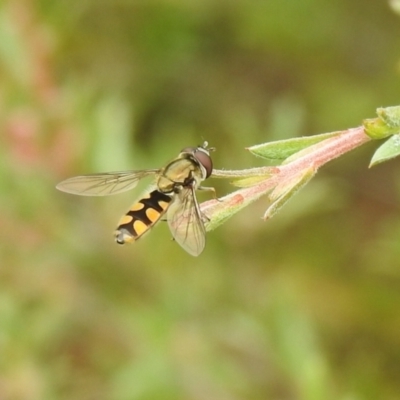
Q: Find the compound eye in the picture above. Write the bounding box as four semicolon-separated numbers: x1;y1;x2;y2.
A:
180;146;196;154
193;149;213;178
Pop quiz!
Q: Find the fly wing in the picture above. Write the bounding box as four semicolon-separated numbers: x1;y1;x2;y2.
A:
56;169;160;196
167;187;206;256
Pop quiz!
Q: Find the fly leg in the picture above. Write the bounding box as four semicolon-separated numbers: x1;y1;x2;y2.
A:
196;186;220;223
197;185;219;200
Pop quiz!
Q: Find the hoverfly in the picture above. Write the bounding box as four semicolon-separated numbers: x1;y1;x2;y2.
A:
56;142;215;256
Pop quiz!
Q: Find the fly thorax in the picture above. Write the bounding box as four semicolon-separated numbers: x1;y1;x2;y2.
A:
158;157;201;193
157;175;175;194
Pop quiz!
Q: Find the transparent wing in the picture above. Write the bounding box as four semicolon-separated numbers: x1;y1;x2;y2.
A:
56;169;160;196
167;187;206;256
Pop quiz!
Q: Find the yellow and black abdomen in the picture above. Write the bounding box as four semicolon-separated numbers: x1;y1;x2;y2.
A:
115;190;172;244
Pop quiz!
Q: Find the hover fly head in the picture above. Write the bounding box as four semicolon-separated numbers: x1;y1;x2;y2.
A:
180;141;214;179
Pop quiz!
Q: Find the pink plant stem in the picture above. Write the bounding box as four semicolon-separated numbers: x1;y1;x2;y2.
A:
280;127;371;173
201;127;371;221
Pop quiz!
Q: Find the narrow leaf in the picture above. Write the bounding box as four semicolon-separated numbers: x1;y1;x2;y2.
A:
264;167;316;219
212;167;277;180
231;174;272;188
247;131;341;160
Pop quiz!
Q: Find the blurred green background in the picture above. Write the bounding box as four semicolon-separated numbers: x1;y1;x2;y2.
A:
1;1;400;399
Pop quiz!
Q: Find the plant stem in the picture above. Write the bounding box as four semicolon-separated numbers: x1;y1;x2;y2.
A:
202;126;371;229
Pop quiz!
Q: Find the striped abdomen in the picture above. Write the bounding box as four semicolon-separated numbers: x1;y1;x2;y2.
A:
115;190;172;244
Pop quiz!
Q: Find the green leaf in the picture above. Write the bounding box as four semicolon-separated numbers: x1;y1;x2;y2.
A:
369;134;400;167
248;131;341;160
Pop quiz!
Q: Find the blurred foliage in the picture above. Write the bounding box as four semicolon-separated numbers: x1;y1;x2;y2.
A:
1;0;400;399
